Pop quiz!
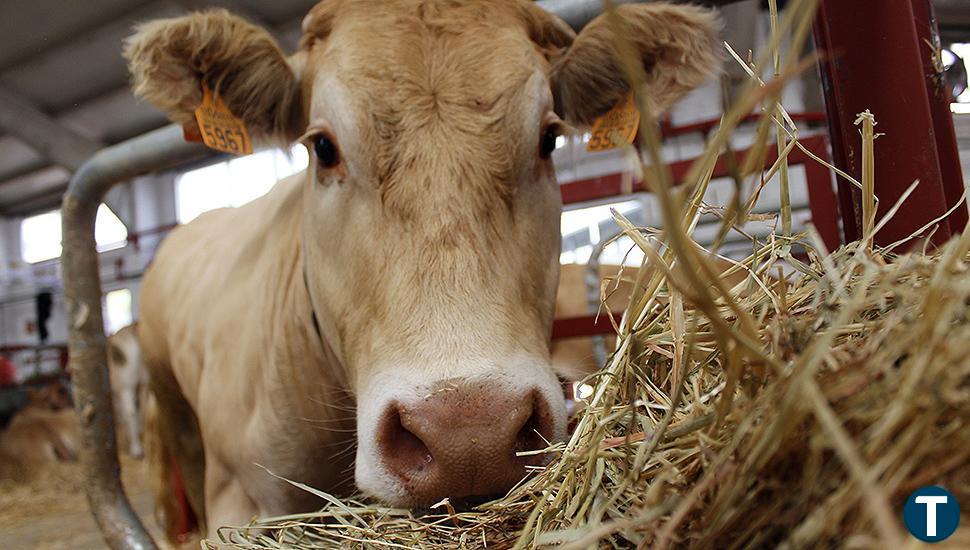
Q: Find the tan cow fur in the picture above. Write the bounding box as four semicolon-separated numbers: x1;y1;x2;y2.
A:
126;0;719;539
108;323;149;458
0;385;79;481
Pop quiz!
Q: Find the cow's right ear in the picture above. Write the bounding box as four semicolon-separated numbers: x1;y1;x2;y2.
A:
552;3;721;127
124;10;303;145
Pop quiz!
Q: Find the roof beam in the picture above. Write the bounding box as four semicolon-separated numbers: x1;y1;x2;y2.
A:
0;86;101;171
0;188;68;217
0;159;49;184
0;0;158;74
0;87;141;225
0;165;71;200
0;165;70;216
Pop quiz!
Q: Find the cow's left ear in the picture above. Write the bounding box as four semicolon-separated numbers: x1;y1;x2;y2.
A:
124;9;304;145
552;3;721;127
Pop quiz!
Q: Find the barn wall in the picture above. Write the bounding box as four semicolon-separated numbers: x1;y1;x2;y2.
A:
0;171;178;381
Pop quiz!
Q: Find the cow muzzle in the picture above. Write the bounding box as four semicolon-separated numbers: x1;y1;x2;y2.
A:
373;379;560;507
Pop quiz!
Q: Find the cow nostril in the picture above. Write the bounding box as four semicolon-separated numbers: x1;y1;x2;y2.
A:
369;386;564;505
379;406;433;476
513;392;554;462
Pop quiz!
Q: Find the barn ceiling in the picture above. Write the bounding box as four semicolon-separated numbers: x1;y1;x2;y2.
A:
0;0;315;217
0;0;967;217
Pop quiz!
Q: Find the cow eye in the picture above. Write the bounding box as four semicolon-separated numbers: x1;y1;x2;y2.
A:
539;125;561;159
313;134;340;168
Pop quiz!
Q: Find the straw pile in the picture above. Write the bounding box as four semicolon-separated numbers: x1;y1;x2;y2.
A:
206;234;970;550
207;0;968;547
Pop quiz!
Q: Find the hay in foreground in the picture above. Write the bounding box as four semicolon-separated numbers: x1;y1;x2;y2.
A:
206;235;970;549
206;0;968;547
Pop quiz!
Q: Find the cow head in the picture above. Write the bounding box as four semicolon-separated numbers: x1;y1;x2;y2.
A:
25;380;73;412
125;0;718;507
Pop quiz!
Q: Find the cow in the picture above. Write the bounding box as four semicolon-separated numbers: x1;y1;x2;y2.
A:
124;0;719;538
0;381;79;480
107;323;149;458
22;381;74;412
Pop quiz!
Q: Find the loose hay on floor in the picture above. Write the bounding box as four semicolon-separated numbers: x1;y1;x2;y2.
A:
0;456;169;550
206;0;968;547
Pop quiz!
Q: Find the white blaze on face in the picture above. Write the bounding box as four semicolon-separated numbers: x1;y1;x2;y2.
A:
300;72;361;371
300;49;566;504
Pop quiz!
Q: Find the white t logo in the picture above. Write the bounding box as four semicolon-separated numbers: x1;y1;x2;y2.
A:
915;495;949;536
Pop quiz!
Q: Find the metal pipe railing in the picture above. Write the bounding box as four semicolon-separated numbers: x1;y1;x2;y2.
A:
61;125;210;550
59;2;646;548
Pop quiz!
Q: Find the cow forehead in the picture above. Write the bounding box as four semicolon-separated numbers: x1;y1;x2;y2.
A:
302;0;542;52
302;0;551;132
301;1;554;209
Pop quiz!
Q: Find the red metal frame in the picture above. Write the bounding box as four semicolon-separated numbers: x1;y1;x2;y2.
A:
558;134;841;248
551;134;841;341
813;0;967;248
551;312;620;339
0;344;69;372
169;455;198;541
554;0;970;338
914;0;969;234
659;111;827;139
127;222;178;251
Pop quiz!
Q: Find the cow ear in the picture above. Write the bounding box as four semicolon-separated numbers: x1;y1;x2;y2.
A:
513;1;576;59
552;3;721;127
124;9;303;145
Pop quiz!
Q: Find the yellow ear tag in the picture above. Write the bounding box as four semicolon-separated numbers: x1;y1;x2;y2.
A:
193;84;253;155
586;93;640;152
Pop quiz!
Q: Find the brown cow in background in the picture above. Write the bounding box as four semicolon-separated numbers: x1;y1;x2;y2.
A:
108;324;149;458
0;382;79;480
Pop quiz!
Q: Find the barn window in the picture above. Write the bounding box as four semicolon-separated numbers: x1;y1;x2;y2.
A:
175;145;309;223
21;205;128;264
560;199;644;265
104;288;133;334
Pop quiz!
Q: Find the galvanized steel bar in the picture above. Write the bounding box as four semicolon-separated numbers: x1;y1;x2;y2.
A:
61;124;211;550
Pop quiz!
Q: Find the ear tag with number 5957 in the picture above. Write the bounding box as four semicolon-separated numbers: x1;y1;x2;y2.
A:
586;93;640;152
192;83;253;155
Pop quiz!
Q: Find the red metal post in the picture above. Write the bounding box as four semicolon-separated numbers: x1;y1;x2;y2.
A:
801;144;843;251
914;0;968;234
551;313;621;339
813;0;967;248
